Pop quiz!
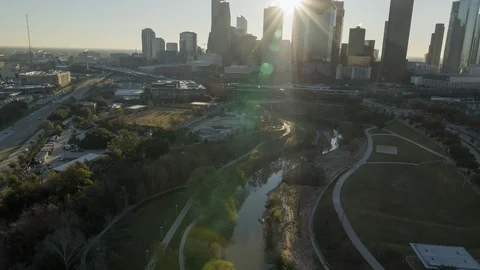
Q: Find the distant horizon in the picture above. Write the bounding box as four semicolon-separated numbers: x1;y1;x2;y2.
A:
0;45;428;60
0;0;453;59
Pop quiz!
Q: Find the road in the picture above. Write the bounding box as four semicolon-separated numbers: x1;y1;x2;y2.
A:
0;73;109;171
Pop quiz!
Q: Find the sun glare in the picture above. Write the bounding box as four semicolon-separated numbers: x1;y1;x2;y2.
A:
278;0;301;12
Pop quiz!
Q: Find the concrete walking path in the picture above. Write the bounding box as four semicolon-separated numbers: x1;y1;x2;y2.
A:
145;194;196;270
308;166;350;270
179;220;197;270
331;127;451;270
332;128;384;270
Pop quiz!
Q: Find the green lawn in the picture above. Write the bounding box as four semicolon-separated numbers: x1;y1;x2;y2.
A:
313;177;370;270
386;120;444;154
368;128;391;135
107;190;191;270
342;163;480;269
120;109;191;129
369;135;443;163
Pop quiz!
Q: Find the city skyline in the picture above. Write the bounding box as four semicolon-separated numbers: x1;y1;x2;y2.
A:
1;0;453;58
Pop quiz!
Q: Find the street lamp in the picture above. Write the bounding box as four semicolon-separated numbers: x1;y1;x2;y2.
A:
175;204;178;216
160;226;163;239
145;249;150;265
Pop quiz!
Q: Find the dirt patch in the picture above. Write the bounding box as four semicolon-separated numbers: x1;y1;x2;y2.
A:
263;183;318;269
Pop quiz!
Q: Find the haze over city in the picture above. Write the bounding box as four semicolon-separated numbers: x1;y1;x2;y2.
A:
2;0;452;58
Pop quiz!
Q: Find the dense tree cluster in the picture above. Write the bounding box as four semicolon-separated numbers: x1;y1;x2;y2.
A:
407;116;478;171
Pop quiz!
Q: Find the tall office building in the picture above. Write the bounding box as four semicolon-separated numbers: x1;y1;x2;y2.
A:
237;15;248;35
263;6;284;71
180;32;198;57
331;1;345;73
211;0;222;31
263;6;284;42
380;0;414;82
442;0;480;74
340;43;348;65
208;1;231;61
348;26;366;56
166;42;178;52
142;28;156;59
426;23;445;66
292;0;336;77
152;38;165;59
364;40;376;58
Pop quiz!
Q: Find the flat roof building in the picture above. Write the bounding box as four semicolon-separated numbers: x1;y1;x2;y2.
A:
53;153;102;172
20;70;71;87
411;243;480;270
114;89;144;100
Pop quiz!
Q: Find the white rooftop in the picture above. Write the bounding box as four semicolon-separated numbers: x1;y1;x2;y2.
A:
411;243;480;270
115;89;144;96
53;153;102;172
126;105;147;110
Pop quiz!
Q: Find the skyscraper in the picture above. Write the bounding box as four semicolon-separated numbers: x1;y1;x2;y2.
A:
340;43;348;65
364;40;376;58
292;0;336;77
263;6;284;42
166;42;178;52
263;6;284;71
236;16;248;35
208;1;231;62
152;37;165;59
211;0;222;31
380;0;414;82
142;28;156;59
348;26;366;56
331;1;345;73
180;32;198;57
442;0;480;74
426;23;445;66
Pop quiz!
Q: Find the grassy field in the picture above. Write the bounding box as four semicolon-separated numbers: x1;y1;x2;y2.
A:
313;177;370;270
369;135;443;163
342;163;480;269
108;190;191;270
368;128;391;135
386;121;444;154
120;109;191;129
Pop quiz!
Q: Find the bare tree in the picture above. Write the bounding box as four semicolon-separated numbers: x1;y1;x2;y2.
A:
43;226;86;270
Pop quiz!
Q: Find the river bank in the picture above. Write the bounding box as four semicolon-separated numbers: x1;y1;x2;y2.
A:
262;139;367;269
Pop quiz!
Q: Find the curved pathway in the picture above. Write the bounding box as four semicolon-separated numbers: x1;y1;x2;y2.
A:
332;128;384;269
331;128;451;270
79;186;187;270
179;220;197;270
308;166;350;270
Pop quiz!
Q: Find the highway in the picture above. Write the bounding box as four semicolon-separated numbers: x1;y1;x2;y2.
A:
0;73;110;170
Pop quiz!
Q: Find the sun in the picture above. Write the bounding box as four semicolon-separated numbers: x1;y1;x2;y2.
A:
278;0;301;12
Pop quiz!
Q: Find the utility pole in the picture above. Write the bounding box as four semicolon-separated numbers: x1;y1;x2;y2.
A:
25;14;33;67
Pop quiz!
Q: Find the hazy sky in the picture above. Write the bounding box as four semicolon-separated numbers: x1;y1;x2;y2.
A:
1;0;453;58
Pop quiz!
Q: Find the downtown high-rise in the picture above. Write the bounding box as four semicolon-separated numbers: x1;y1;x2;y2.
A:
425;23;445;67
236;16;248;35
142;28;156;59
208;0;232;64
442;0;480;74
180;31;198;58
379;0;414;82
330;1;345;74
348;26;366;57
263;6;284;72
292;0;336;78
